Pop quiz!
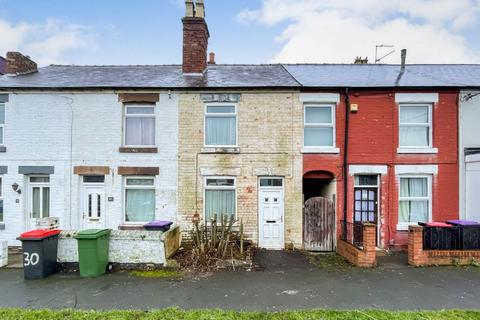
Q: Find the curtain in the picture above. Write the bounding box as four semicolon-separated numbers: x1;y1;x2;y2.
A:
306;107;331;124
126;117;155;145
206;117;236;146
399;178;428;223
205;190;235;221
304;127;333;147
400;106;428;123
400;127;429;146
126;189;155;222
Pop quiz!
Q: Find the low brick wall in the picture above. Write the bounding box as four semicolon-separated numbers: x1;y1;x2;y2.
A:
58;226;181;266
408;225;480;266
337;224;376;267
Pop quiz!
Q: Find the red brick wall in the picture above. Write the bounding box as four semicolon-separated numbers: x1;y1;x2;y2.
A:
303;90;460;249
182;17;209;74
408;226;480;266
337;224;376;267
5;52;37;75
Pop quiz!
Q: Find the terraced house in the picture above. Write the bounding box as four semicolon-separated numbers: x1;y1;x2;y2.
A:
0;0;479;255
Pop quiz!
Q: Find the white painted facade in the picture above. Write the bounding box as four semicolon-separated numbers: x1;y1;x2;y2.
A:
459;90;480;221
0;92;178;245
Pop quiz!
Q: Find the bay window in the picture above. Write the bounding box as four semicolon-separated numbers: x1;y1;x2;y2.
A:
124;177;155;223
205;105;237;147
204;177;236;221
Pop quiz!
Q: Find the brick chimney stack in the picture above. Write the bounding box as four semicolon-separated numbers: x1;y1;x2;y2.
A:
0;56;6;75
182;0;210;74
5;52;37;75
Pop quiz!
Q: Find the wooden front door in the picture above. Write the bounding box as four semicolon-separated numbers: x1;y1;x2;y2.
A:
303;197;335;251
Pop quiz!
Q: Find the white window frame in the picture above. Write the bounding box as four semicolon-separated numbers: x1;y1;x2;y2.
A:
28;175;51;220
0;176;3;223
354;174;379;188
303;104;338;152
204;103;238;148
123;176;156;224
398;103;434;151
0;102;5;146
123;104;156;147
397;174;432;230
203;176;237;223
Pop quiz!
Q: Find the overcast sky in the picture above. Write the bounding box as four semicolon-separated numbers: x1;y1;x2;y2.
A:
0;0;479;66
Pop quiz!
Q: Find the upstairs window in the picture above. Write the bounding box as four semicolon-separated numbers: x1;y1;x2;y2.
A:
0;103;4;145
304;105;335;147
124;105;155;146
205;105;237;147
399;104;432;148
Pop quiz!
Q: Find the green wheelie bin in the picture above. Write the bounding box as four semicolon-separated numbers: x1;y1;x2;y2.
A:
74;229;111;277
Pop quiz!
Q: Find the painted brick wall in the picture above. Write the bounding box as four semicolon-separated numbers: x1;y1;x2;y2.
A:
178;92;304;247
0;92;178;245
303;90;459;248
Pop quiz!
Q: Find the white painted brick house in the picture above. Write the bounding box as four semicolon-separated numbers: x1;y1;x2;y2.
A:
0;91;178;245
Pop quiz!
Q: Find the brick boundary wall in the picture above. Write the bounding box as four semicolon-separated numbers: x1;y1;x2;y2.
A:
337;223;377;267
408;225;480;266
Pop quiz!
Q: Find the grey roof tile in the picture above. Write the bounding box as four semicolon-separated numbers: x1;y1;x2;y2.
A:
0;63;479;89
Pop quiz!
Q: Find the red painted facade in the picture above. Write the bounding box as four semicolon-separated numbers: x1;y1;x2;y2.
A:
303;90;459;249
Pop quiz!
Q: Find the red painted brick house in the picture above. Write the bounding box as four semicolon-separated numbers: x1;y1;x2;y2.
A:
286;65;463;250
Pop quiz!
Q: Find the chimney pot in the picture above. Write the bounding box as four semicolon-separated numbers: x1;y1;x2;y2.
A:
185;0;195;18
208;52;216;64
196;0;205;18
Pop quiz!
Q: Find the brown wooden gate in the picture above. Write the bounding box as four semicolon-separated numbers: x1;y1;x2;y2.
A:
303;197;335;251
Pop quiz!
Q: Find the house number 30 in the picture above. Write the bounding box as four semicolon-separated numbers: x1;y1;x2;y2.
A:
23;252;39;266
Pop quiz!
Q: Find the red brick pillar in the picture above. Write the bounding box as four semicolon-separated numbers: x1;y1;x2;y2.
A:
408;225;425;266
362;223;377;267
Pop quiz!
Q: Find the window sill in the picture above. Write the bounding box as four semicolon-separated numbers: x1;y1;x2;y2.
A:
0;146;6;153
0;223;4;230
302;147;340;154
396;223;419;231
201;147;240;154
119;147;158;153
397;147;438;154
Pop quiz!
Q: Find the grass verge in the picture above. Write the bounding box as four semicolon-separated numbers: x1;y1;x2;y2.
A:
0;308;479;320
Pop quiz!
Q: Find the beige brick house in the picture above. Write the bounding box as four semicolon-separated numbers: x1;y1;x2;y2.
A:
178;91;304;248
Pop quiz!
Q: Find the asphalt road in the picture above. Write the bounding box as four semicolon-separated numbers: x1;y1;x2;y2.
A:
0;251;479;311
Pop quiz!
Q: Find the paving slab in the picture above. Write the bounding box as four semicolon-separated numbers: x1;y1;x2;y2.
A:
0;251;479;311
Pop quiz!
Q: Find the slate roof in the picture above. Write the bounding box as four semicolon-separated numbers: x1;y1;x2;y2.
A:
284;64;480;88
0;64;299;89
0;63;479;89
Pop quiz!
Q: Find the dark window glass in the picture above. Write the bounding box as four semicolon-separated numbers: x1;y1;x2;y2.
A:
83;176;105;183
260;178;283;187
355;175;378;186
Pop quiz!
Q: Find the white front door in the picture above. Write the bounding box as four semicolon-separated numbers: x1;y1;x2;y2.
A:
27;176;50;230
82;185;105;229
258;178;284;249
466;154;480;222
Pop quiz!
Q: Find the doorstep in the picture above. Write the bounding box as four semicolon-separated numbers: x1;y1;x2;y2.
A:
5;247;23;269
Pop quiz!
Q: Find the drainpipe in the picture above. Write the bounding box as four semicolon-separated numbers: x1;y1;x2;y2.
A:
343;88;350;235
